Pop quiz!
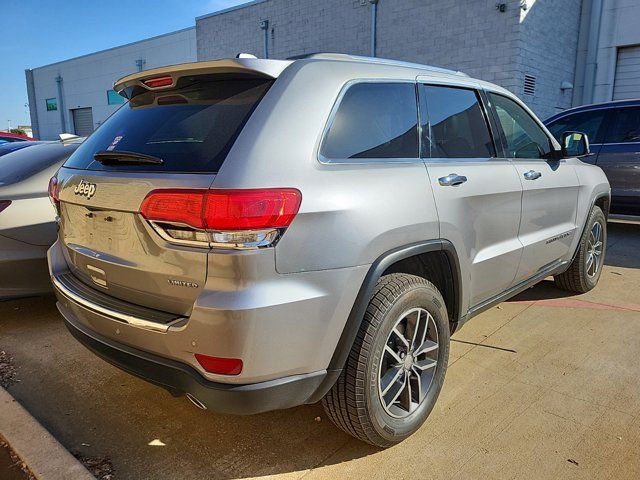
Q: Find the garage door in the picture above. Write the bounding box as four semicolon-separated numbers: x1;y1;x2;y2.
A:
613;46;640;100
71;108;94;136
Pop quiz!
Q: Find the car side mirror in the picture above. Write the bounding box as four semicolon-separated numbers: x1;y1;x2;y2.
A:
561;131;590;157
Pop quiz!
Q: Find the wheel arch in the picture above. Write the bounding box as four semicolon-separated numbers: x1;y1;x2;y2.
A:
593;193;610;219
307;239;463;404
570;192;611;264
329;239;463;369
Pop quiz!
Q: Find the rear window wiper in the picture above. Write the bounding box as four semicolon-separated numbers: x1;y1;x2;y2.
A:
93;150;164;165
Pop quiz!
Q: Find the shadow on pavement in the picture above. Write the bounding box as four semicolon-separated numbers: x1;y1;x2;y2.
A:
507;279;573;302
1;219;637;479
503;219;638;303
0;295;378;480
605;220;640;269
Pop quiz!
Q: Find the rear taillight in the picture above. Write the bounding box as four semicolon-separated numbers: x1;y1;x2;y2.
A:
48;176;60;207
0;200;11;213
194;354;243;375
140;188;302;249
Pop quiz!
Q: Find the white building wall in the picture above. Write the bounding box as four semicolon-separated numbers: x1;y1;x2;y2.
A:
574;0;640;105
27;28;196;140
518;0;583;119
196;0;584;119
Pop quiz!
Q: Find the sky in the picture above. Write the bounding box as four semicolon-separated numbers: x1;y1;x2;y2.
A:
0;0;247;129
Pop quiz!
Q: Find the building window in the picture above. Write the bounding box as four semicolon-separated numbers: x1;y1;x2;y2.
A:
107;90;125;105
46;98;57;111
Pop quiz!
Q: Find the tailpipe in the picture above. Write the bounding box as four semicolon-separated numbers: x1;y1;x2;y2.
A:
186;393;207;410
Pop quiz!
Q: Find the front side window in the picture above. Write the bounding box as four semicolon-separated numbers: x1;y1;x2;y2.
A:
489;93;552;159
321;82;418;160
546;110;607;144
605;107;640;143
421;85;495;159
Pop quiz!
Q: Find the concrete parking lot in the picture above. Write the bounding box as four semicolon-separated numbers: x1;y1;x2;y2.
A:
1;219;639;480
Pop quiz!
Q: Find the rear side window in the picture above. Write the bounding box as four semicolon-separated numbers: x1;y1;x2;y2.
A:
320;82;418;161
489;93;552;159
605;107;640;143
421;85;495;159
64;77;273;173
546;110;607;143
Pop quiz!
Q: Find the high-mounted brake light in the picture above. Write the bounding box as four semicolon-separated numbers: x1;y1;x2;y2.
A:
48;176;60;207
0;200;11;214
140;188;302;249
195;354;243;375
143;76;173;88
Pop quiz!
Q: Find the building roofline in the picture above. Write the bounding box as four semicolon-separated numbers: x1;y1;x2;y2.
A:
196;0;269;21
26;26;196;72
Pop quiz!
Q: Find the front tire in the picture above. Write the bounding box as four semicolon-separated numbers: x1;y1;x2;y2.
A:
554;205;607;293
322;273;450;447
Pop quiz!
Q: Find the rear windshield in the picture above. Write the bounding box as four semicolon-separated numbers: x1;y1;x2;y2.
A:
63;76;273;173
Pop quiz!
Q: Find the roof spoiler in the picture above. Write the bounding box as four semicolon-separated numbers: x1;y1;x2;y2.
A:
113;58;292;97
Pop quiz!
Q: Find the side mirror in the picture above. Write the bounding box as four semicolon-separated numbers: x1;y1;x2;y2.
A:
561;131;590;157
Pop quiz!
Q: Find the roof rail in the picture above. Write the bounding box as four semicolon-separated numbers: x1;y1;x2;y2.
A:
287;52;468;77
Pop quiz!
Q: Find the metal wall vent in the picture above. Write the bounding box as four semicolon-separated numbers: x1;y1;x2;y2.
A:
524;74;536;96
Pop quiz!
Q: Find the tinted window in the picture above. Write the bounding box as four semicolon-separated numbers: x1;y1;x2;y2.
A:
321;83;418;160
605;107;640;143
546;110;607;144
421;85;494;159
489;93;552;159
64;77;273;172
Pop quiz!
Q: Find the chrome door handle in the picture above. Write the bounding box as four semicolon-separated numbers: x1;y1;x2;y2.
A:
523;170;542;180
438;173;468;186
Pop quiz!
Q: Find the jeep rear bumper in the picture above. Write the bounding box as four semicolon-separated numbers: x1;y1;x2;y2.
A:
59;302;330;415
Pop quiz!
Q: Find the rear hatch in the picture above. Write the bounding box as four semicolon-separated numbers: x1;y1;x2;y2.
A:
56;68;276;315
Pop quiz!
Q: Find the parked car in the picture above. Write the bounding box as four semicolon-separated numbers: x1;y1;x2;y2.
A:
48;54;609;447
0;141;45;157
546;99;640;215
0;131;36;142
0;140;82;299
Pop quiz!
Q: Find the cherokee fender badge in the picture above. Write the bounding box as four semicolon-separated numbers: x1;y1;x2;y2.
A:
545;231;571;244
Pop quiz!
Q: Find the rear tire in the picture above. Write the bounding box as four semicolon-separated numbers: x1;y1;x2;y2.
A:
322;273;450;447
554;206;606;293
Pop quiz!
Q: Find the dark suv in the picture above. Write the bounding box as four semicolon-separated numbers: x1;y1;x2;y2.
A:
546;99;640;215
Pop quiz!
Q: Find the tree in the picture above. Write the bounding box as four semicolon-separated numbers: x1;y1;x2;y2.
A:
9;128;26;135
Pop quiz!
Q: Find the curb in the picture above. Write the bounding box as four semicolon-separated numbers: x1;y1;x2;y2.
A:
0;387;94;480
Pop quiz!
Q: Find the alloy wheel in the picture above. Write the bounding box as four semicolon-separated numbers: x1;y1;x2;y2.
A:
586;220;604;278
378;307;439;418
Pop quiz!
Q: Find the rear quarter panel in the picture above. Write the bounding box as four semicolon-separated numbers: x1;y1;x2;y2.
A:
210;60;440;274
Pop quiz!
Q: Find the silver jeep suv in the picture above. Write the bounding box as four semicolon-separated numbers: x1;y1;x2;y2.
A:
48;54;610;447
